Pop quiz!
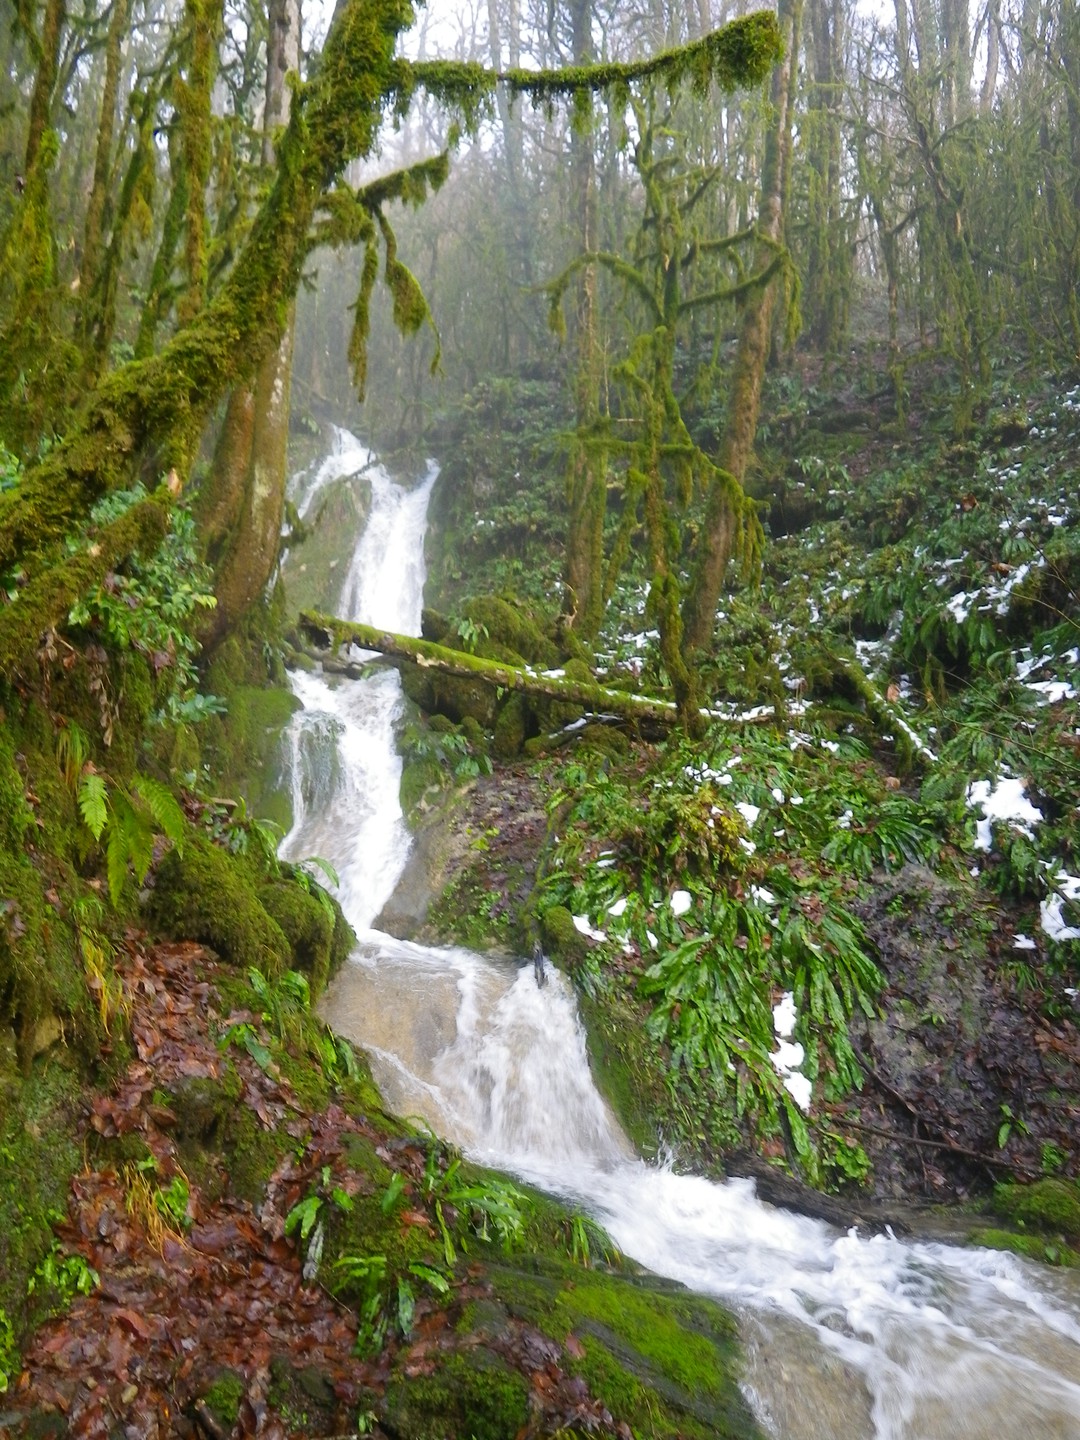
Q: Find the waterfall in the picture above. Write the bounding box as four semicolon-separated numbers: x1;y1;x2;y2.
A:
280;428;1080;1440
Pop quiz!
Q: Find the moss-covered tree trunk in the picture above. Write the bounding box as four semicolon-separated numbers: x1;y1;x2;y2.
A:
201;0;301;647
76;0;134;353
680;0;802;658
24;0;66;174
561;0;606;640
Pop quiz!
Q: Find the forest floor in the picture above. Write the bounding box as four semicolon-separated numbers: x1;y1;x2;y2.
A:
2;935;761;1440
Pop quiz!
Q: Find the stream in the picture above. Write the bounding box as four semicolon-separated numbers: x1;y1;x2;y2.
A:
279;429;1080;1439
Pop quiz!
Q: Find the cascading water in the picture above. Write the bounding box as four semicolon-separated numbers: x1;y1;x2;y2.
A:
280;429;1080;1440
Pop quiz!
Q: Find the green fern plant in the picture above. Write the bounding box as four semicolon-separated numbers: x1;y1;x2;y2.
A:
76;769;186;905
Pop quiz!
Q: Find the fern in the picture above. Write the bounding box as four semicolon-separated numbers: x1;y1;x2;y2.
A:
131;775;186;849
56;721;90;791
78;773;109;841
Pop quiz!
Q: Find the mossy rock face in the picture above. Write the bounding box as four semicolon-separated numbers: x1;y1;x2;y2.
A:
199;682;300;827
400;661;499;729
0;726;90;1064
0;1055;83;1337
993;1178;1080;1239
383;1346;529;1440
279;472;371;616
969;1227;1080;1267
147;834;290;976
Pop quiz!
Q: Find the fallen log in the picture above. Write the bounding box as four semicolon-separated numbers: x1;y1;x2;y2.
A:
832;649;938;768
298;610;684;730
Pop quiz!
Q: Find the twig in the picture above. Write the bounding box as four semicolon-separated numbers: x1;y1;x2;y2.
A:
833;1117;1040;1179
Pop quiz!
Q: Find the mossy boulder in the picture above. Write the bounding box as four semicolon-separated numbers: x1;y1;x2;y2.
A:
382;1347;529;1440
539;905;590;968
259;872;354;997
147;834;291;976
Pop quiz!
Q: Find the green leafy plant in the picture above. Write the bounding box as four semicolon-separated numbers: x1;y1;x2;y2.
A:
67;487;224;725
0;1306;18;1394
76;769;186;905
997;1103;1030;1149
28;1242;100;1306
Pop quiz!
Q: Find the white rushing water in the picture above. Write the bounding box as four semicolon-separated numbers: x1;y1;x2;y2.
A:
280;428;1080;1440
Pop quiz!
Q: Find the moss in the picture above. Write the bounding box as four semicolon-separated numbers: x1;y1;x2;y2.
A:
147;833;291;975
493;692;529;758
0;726;91;1065
382;1347;529;1440
203;1370;247;1426
992;1179;1080;1239
0;1053;83;1341
969;1228;1080;1268
539;904;589;967
223;1103;292;1206
578;987;669;1159
257;878;340;997
280;474;372;617
483;1258;762;1440
199;679;300;826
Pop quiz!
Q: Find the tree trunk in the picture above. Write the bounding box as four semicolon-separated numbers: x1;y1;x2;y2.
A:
77;0;134;347
24;0;66;174
201;0;301;647
681;0;802;657
561;0;606;639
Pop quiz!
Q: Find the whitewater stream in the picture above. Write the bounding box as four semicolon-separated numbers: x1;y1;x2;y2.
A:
279;428;1080;1439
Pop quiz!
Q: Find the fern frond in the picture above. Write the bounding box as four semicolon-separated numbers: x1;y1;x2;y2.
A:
132;775;186;849
78;773;109;841
106;821;127;906
57;721;91;791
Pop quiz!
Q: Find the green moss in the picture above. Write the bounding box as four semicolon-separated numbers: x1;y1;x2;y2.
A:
203;1370;246;1425
969;1228;1080;1268
223;1104;292;1205
258;877;346;998
147;833;291;975
199;680;299;826
382;1347;529;1440
539;904;589;967
992;1179;1080;1239
578;988;668;1159
493;692;529;758
483;1258;762;1440
0;1054;83;1340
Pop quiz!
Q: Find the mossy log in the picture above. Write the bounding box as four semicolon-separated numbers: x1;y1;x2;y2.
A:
832;650;938;768
298;610;779;733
